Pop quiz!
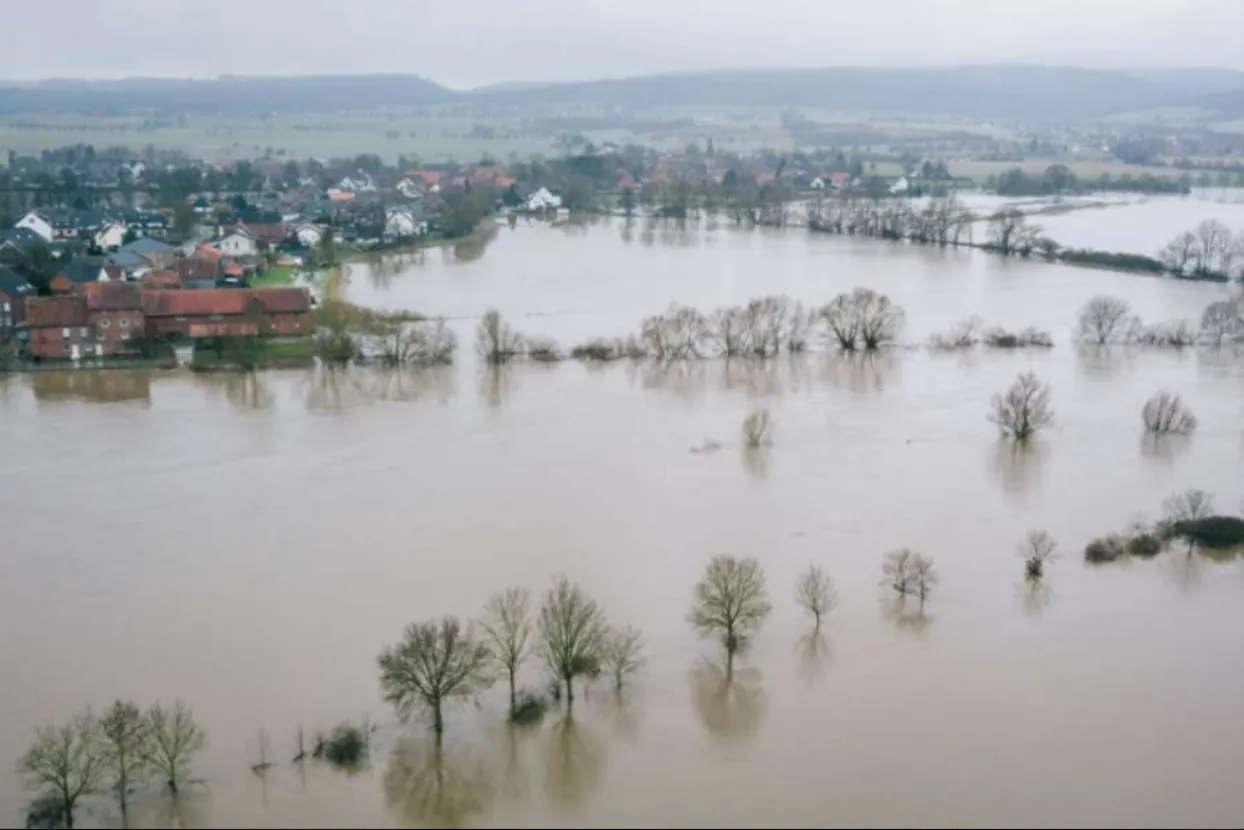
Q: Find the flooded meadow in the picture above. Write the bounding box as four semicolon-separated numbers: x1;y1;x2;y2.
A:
3;208;1244;828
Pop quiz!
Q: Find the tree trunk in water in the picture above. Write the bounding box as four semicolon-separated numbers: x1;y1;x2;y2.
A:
433;702;444;745
726;648;734;683
508;673;517;716
566;677;575;710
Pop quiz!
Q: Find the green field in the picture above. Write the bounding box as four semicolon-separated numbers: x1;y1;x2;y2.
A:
251;264;296;286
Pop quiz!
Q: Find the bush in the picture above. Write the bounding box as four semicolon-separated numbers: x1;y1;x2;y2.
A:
1125;533;1164;558
1084;535;1128;563
569;338;619;361
1170;516;1244;550
322;723;368;768
982;326;1054;349
525;336;564;362
509;691;549;726
1141;392;1197;435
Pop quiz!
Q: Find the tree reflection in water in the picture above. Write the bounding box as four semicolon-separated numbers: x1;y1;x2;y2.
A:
365;251;425;292
303;364;456;413
1140;433;1192;465
1076;344;1136;381
384;737;495;829
210;370;272;412
477;364;516;410
689;658;767;744
741;445;771;481
882;597;934;638
130;787;211;830
991;439;1045;498
1019;578;1055;619
542;714;605;812
796;629;832;686
819;350;899;395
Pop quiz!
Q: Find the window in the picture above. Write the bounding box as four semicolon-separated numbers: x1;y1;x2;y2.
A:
1;302;8;312
99;318;111;328
120;318;130;328
80;328;88;338
62;327;70;338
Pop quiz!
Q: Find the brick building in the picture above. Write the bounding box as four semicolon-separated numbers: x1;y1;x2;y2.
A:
82;283;144;356
25;296;91;359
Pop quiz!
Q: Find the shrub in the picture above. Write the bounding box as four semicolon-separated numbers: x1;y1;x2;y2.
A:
509;691;549;726
982;326;1054;349
1135;320;1197;348
988;371;1054;440
526;336;564;362
322;723;368;768
1125;533;1164;558
569;338;620;361
1170;516;1244;550
1141;392;1197;435
928;316;982;350
1084;535;1127;563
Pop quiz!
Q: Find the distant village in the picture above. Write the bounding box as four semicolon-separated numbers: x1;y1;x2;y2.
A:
0;140;949;365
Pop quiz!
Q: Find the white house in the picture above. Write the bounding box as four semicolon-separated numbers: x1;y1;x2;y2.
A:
384;207;427;240
16;211;54;242
295;223;323;248
219;228;258;257
128;161;147;181
93;222;127;250
889;176;910;195
396;178;422;199
810;177;827;190
525;187;562;212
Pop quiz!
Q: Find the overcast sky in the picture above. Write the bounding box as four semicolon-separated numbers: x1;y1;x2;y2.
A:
5;0;1243;87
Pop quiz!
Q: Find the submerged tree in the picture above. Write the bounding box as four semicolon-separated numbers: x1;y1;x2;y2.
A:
1075;295;1134;345
741;407;773;448
538;578;607;708
146;702;207;795
988;371;1054;440
21;712;107;830
480;588;532;719
882;548;919;598
820;287;905;351
795;564;837;631
1161;489;1216;554
1142;392;1198;435
689;556;772;679
378;617;494;744
101;700;150;824
1018;530;1058;580
475;309;524;364
911;555;939;605
600;625;645;692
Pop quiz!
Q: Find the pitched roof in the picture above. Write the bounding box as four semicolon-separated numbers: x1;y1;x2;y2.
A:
61;258;108;284
143;289;253;318
118;237;175;255
0;266;34;295
0;227;44;248
177;257;221;281
142;270;182;289
25;295;87;327
253;286;312;314
82;282;142;311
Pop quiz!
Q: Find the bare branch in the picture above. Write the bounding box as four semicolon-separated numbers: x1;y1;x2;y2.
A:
1142;392;1198;435
795;564;837;630
988;371;1054;440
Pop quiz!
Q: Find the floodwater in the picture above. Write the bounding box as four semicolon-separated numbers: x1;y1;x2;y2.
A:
3;213;1244;829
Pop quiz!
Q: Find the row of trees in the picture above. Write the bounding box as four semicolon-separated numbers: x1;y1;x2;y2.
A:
21;701;206;829
1158;220;1244;282
808;196;976;246
1074;294;1244;347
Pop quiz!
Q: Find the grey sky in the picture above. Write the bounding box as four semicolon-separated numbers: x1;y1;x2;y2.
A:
5;0;1243;87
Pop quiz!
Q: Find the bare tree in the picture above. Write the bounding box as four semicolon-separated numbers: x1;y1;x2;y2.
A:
480;588;532;719
1200;300;1242;346
911;554;939;605
709;306;751;357
146;702;206;795
538;577;607;708
1142;392;1198;435
986;208;1029;255
795;564;837;631
21;712;107;830
856;288;906;350
476;309;524;364
600;625;645;692
378;617;494;744
928;316;983;350
640;304;710;360
988;371;1054;441
1160;231;1198;276
1017;530;1058;580
882;549;918;598
101;700;150;825
741;407;773;448
819;293;862;351
689;556;772;678
1075;296;1134;345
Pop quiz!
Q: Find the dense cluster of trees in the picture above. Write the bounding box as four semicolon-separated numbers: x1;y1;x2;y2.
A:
1158;220;1244;282
808;196;975;246
987;165;1190;197
1086;490;1244;563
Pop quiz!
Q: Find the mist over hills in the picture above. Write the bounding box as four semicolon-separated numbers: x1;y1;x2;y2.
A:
3;65;1244;121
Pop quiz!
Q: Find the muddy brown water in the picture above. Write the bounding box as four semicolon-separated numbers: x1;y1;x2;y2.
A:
2;215;1244;828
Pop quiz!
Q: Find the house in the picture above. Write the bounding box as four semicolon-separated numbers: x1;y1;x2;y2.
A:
525;187;562;212
59;257;111;286
889;176;910;195
176;256;223;289
810;177;827;190
219;228;258;258
15;211;54;243
396;178;423;199
384;207;425;240
0;227;45;268
117;237;177;270
81;282;144;356
829;172;851;189
0;267;34;334
25;296;91;360
93;222;127;251
294;223;323;248
106;250;151;279
142;287;314;340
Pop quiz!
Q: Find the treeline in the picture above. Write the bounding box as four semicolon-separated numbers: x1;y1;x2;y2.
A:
987;165;1191;197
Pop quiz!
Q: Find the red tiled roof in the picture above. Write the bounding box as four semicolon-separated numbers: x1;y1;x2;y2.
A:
416;171;442;185
496;176;516;189
25;295;87;327
177;257;220;282
82;282;142;311
253;286;312;314
195;243;222;261
142;270;182;289
143;289;252;317
224;261;244;277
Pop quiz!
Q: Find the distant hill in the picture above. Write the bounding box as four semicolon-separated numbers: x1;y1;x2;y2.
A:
2;66;1244;121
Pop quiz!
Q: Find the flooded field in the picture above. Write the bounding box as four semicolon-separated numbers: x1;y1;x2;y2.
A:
2;216;1244;828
